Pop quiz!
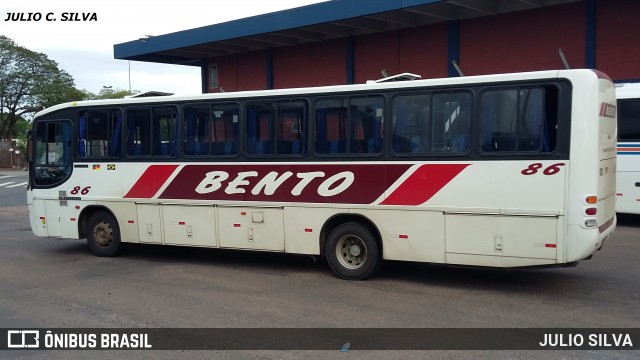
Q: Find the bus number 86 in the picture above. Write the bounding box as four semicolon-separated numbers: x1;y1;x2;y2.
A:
521;163;565;176
70;186;92;195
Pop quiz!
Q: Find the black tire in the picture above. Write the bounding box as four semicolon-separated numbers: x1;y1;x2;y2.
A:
86;211;123;257
325;222;380;280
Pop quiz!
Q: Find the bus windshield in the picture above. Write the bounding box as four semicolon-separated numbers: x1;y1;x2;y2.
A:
33;120;73;186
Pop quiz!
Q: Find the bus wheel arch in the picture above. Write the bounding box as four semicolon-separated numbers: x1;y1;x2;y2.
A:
320;214;382;280
80;206;124;257
78;206;114;239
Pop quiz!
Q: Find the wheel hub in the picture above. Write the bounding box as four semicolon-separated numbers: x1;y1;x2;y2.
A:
93;222;113;247
336;235;367;269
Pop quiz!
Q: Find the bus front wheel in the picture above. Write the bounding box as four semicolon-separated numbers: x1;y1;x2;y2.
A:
87;211;123;257
326;222;380;280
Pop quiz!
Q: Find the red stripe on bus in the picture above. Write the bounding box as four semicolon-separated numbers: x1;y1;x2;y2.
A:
159;164;411;204
124;165;179;198
380;164;470;206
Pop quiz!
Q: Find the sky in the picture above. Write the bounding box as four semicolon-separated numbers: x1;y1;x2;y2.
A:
2;0;325;95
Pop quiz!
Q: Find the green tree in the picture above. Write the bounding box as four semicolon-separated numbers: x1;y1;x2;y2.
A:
11;115;30;161
83;86;139;100
13;116;30;137
0;35;83;140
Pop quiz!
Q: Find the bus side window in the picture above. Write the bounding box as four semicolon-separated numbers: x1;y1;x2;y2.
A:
211;118;226;155
482;90;518;152
518;88;544;151
349;97;383;154
619;100;640;141
111;111;122;157
225;110;239;155
246;103;275;155
277;102;305;155
78;109;122;158
184;107;210;156
315;99;347;154
432;92;471;154
392;94;430;154
211;104;239;156
325;110;345;153
480;87;553;154
126;109;151;156
152;107;177;157
315;97;382;155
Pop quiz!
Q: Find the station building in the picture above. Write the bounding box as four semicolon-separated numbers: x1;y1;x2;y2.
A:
113;0;639;93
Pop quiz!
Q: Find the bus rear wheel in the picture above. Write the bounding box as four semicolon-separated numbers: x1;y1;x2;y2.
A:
87;210;123;257
326;222;380;280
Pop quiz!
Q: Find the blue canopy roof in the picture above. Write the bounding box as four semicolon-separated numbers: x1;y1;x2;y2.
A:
114;0;579;66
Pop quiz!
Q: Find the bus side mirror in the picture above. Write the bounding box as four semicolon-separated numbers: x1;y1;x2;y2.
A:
26;129;33;162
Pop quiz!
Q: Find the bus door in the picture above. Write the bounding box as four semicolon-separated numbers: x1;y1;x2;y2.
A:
30;120;73;238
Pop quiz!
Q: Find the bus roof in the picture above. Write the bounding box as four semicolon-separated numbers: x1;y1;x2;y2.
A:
615;82;640;99
34;69;601;118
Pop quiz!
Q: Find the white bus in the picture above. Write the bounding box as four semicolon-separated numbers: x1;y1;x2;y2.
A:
615;83;640;214
27;69;616;280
